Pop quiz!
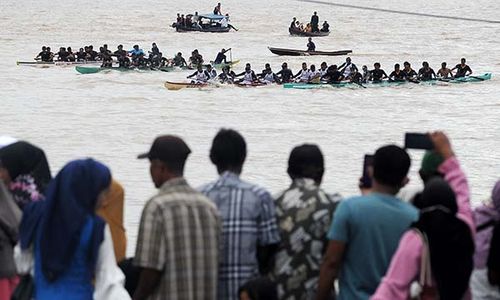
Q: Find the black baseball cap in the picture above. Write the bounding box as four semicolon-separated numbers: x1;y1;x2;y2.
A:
137;135;191;162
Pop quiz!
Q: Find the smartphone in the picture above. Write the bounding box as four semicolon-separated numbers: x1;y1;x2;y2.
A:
404;133;434;150
360;154;374;189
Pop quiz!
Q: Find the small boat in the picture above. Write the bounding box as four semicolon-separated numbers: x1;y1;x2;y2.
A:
289;27;330;37
75;66;173;74
164;81;210;90
268;47;352;56
283;73;492;89
172;14;234;33
17;60;100;66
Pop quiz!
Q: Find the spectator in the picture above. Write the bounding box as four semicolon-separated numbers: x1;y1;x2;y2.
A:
133;135;220;300
317;144;418;300
0;181;22;300
18;159;129;299
471;180;500;299
372;132;475;300
238;277;278;300
97;179;127;263
0;141;52;209
201;129;280;299
272;144;341;299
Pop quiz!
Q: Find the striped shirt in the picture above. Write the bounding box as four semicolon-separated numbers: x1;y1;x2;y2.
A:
134;178;221;300
201;171;281;299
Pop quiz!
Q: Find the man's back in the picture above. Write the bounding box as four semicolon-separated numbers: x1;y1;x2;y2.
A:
201;171;280;299
135;178;220;300
328;193;418;300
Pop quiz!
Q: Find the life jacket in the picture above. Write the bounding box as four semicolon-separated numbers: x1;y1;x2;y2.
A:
196;70;208;82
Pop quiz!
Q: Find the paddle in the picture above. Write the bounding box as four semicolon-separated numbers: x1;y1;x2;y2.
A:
351;81;366;88
468;75;485;81
407;78;420;84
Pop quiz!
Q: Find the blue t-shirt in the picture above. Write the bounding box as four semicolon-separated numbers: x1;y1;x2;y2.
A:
327;193;418;300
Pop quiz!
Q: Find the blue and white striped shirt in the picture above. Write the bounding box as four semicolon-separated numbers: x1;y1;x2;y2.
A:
200;171;280;299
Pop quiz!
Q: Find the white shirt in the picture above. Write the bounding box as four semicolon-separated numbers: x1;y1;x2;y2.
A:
220;17;228;28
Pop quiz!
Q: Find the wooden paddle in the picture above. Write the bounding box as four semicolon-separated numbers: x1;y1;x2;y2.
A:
468;75;485;81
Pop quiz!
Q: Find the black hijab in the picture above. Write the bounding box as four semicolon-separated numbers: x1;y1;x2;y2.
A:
412;177;474;300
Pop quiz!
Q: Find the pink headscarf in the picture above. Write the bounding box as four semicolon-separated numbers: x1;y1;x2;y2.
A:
473;180;500;268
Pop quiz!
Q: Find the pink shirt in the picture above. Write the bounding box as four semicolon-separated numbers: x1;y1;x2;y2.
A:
371;157;474;300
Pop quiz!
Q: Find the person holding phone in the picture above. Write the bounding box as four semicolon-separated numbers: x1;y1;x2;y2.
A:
372;132;474;300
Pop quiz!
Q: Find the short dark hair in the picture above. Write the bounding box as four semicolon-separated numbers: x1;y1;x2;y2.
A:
287;144;324;183
210;129;247;170
373;145;411;187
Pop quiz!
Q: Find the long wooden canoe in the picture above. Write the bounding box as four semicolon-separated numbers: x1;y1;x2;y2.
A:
289;27;330;37
164;81;210;90
75;66;173;74
283;73;492;89
268;47;352;56
17;60;100;66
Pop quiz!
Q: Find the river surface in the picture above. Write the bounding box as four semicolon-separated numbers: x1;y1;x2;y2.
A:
1;0;499;254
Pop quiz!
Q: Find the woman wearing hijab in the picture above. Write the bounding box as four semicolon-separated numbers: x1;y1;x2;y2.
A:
372;132;475;300
97;179;127;262
0;182;22;300
19;158;129;300
0;141;52;209
471;180;500;299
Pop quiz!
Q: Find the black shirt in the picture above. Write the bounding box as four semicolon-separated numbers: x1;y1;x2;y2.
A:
418;67;436;81
311;15;319;26
454;64;472;78
40;51;52;62
350;72;363;83
403;69;418;78
214;52;226;64
277;68;293;83
370;69;388;81
389;70;406;81
307;42;316;52
324;70;343;83
114;50;127;57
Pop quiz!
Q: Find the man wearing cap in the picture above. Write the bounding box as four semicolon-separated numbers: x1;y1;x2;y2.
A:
133;135;221;300
200;129;280;299
272;144;342;299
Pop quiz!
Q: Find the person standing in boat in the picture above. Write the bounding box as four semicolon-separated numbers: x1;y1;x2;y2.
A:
338;57;358;78
437;62;453;79
187;65;210;84
235;63;258;84
213;2;222;15
402;61;418;79
294;62;311;83
418;61;437;81
369;62;389;82
311;11;319;32
389;64;407;82
276;62;294;83
307;38;316;52
451;58;472;78
214;48;229;64
321;21;330;32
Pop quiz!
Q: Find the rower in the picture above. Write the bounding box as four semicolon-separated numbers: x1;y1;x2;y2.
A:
149;43;162;68
260;63;272;78
310;12;319;32
338;57;358;78
103;44;112;56
322;64;344;83
347;66;363;83
214;48;229;65
67;47;75;62
129;45;146;66
402;61;417;79
235;63;258;84
307;38;316;52
389;63;406;82
290;17;297;29
114;45;127;58
320;21;330;32
55;47;70;62
206;65;217;80
319;62;328;77
34;46;47;61
189;49;204;68
76;48;86;61
187;64;210;84
294;62;311;83
369;63;388;82
99;47;113;68
276;62;294;83
418;61;436;81
437;62;453;79
361;65;370;83
172;52;187;67
218;66;236;84
309;65;322;83
261;66;279;84
451;58;472;78
87;45;98;61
